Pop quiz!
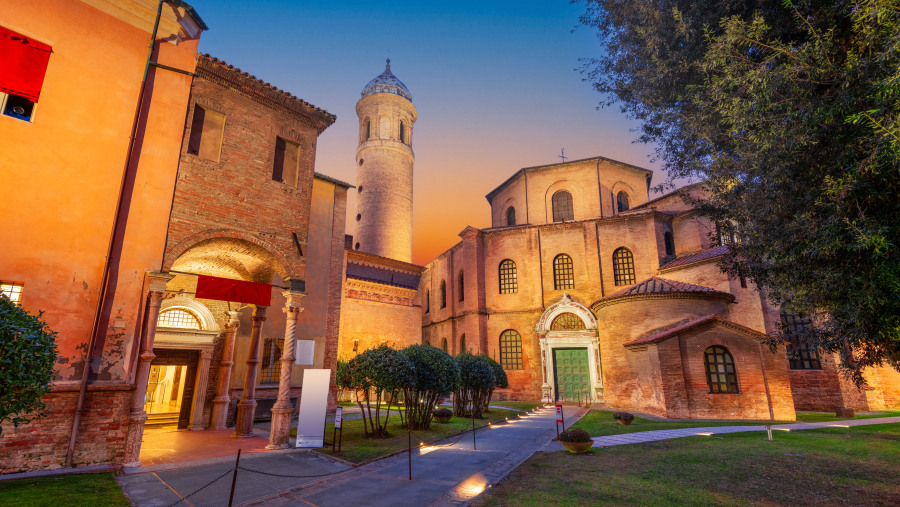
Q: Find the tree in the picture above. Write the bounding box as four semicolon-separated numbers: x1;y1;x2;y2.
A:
0;294;58;434
481;356;508;413
400;344;459;430
579;0;900;381
453;353;499;419
336;345;413;438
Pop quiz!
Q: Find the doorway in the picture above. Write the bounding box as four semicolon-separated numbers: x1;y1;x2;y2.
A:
552;348;590;403
146;349;199;429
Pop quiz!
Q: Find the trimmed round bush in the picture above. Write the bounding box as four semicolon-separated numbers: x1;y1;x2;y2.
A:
559;428;592;443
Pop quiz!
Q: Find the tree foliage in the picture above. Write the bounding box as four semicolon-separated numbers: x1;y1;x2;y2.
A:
454;353;506;418
579;0;900;381
481;356;508;413
0;295;58;432
400;344;459;430
336;345;413;438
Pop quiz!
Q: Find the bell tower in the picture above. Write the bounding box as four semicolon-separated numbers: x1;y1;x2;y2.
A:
354;59;417;263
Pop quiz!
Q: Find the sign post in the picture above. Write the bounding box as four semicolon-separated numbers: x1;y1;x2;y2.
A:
332;406;343;452
555;404;564;439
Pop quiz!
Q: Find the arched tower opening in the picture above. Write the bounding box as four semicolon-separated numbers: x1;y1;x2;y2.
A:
354;59;417;263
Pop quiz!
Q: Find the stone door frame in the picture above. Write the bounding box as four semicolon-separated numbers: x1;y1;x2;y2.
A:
535;294;603;403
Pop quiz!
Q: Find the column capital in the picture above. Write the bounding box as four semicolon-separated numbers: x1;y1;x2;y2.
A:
146;271;176;292
252;305;268;322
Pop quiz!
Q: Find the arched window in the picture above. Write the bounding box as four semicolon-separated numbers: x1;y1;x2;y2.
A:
506;207;516;226
499;330;523;370
704;346;739;393
612;247;636;286
460;334;466;353
425;290;430;314
157;309;201;330
550;312;586;330
441;338;448;353
617;191;630;213
551;190;574;222
553;254;575;290
440;280;447;308
499;259;518;294
664;232;675;256
364;119;371;141
399;121;405;143
458;270;465;301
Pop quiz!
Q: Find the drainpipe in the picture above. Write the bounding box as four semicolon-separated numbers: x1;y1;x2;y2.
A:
66;0;166;468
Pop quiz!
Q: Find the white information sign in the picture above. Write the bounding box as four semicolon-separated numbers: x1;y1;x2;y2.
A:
295;339;316;365
295;368;331;448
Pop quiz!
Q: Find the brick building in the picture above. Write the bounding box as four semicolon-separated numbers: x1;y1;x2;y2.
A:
418;157;900;419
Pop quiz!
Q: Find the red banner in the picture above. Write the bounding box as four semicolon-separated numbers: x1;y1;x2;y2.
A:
0;27;52;102
195;274;272;306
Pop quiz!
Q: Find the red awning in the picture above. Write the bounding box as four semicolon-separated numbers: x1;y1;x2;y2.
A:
195;275;272;306
0;27;52;102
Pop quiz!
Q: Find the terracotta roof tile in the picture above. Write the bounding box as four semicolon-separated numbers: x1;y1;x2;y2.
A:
659;245;729;271
605;276;732;299
624;314;767;347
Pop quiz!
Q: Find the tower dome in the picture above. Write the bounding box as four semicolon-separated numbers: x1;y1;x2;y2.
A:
354;60;417;263
361;59;412;101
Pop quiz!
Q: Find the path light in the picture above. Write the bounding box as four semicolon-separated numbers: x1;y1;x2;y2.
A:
696;432;713;436
829;424;849;428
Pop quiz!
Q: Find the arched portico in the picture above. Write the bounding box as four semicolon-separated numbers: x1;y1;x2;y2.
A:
535;294;603;403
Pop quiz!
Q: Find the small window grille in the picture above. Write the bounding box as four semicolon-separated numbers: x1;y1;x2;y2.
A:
260;338;284;384
553;254;575;290
157;309;202;330
551;191;574;222
550;313;585;330
499;259;518;294
612;248;636;286
704;346;739;393
0;282;24;303
500;330;523;370
781;312;822;370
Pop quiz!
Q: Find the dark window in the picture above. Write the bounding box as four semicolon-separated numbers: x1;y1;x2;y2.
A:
260;338;284;384
716;222;741;246
272;137;300;186
500;330;523;370
460;334;466;353
617;191;630;212
399;121;405;143
0;27;51;122
355;242;360;250
506;207;516;226
458;271;465;301
499;259;518;294
187;104;225;161
781;312;821;370
553;254;575;290
424;290;430;313
704;346;739;393
551;191;574;222
356;214;361;221
441;338;448;353
612;247;636;286
365;120;371;140
440;280;447;308
664;232;675;256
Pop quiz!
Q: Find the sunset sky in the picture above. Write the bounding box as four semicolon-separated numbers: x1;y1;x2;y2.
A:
189;0;662;264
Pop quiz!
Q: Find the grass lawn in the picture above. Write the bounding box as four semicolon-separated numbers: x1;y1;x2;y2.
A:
316;408;522;463
795;410;900;423
570;410;770;436
476;423;900;506
489;401;546;412
0;473;128;507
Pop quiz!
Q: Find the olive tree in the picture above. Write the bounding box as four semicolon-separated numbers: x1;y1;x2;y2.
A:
400;344;459;430
0;294;58;434
336;345;413;438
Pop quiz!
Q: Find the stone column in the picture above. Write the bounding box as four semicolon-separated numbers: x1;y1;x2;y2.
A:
210;311;240;429
538;334;552;403
189;348;213;430
123;271;174;467
267;290;305;449
234;305;267;438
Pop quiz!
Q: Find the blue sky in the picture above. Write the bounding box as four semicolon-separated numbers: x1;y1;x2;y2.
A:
188;0;660;263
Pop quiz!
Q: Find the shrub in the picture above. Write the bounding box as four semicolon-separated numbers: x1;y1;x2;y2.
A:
0;295;58;433
400;344;459;430
559;428;592;443
337;345;414;438
433;407;452;418
481;355;508;412
613;411;634;422
453;352;495;418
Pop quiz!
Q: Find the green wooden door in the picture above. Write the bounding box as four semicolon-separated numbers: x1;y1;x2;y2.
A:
552;348;590;402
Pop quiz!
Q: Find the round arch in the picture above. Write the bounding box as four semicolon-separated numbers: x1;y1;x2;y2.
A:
164;229;292;283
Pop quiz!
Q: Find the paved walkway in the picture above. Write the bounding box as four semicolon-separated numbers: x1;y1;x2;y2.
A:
541;416;900;451
116;405;585;507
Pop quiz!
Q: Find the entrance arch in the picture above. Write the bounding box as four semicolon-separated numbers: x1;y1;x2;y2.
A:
535;294;603;403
